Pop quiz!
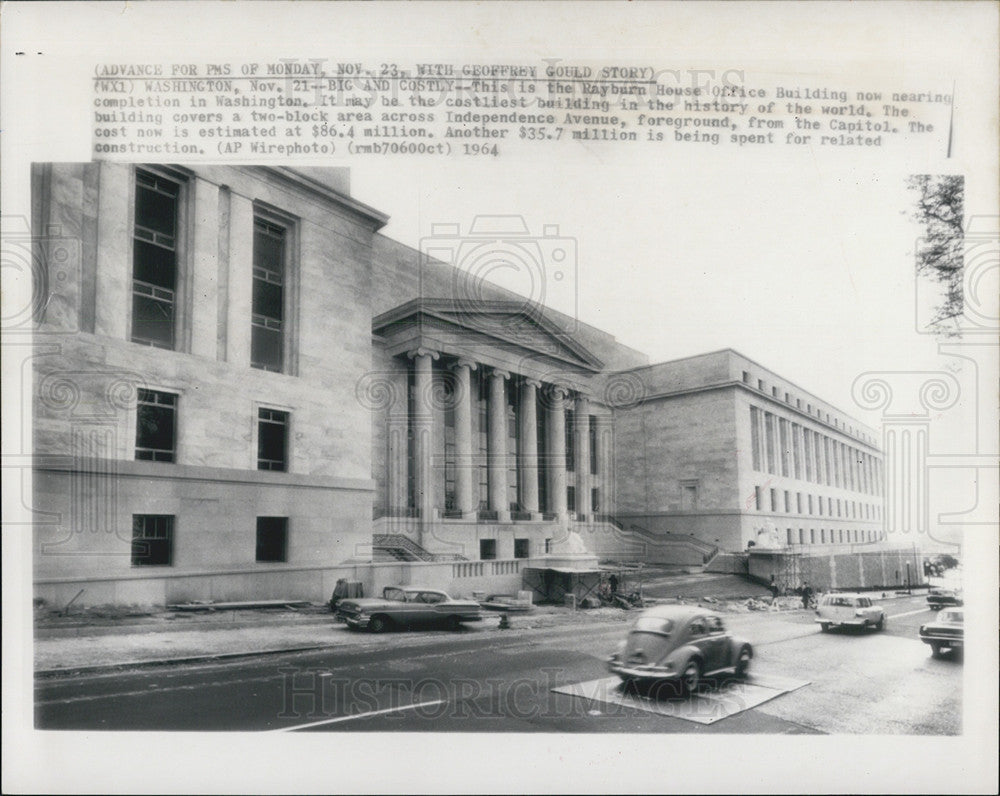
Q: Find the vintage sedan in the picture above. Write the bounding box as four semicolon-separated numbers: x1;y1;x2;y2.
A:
926;588;963;611
336;586;483;632
919;607;964;656
607;606;753;695
815;592;886;632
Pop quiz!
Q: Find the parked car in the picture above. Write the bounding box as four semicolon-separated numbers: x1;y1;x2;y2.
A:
607;605;753;695
926;588;963;611
919;607;964;657
815;592;886;632
336;586;483;632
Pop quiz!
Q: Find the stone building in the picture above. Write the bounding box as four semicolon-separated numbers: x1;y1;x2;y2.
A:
28;163;893;605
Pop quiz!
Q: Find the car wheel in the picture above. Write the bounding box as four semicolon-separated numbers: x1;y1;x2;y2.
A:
368;615;391;633
446;615;462;631
735;646;752;679
930;642;942;658
875;615;885;631
680;660;701;696
820;622;831;633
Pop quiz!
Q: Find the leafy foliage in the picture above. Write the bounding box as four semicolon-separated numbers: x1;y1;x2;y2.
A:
908;174;965;336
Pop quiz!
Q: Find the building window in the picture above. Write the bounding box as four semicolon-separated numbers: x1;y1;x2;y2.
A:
567;485;576;512
132;170;180;349
754;486;762;511
135;389;177;462
779;419;790;476
591;487;600;514
545;537;553;554
256;517;288;562
770;488;778;512
514;538;530;559
252;217;287;372
479;538;497;560
757;379;765;391
749;407;762;471
784;490;791;512
810;528;816;544
681;483;698;511
798;528;805;545
742;371;750;384
258;408;289;471
796;493;803;513
772;386;779;397
808;494;814;514
764;413;776;473
821;529;826;543
131;514;173;566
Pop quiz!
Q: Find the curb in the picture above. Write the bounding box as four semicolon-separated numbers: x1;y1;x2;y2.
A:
34;644;331;678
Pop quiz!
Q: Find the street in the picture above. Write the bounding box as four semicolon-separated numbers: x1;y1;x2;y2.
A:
35;594;960;734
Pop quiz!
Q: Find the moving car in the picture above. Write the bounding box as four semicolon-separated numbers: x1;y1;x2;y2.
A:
607;606;753;695
336;586;483;632
926;588;963;611
919;607;964;657
815;592;886;632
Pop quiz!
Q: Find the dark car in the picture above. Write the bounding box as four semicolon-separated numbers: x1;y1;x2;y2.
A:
607;605;752;696
336;586;482;632
919;607;964;657
926;588;963;611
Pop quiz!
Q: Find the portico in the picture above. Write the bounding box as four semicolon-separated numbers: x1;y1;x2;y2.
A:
372;299;611;557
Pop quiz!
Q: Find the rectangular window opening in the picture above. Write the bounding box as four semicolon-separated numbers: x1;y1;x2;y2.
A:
131;514;174;566
258;408;289;471
256;517;288;562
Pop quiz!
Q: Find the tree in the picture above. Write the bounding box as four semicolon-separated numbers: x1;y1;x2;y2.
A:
907;174;965;336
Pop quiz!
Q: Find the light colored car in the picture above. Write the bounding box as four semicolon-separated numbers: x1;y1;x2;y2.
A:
815;592;886;632
336;586;483;632
926;588;963;611
607;605;753;696
919;607;964;656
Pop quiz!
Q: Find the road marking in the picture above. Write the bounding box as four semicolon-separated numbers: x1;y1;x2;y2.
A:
889;608;932;619
269;699;446;732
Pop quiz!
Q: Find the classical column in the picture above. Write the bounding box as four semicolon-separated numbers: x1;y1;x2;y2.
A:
546;386;569;520
408;348;439;540
574;396;591;519
450;358;477;518
519;378;541;515
487;368;510;520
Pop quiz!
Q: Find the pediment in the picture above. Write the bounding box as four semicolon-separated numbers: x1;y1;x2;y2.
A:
373;299;604;372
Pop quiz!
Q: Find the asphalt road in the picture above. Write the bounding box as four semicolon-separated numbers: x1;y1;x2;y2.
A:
35;594;960;734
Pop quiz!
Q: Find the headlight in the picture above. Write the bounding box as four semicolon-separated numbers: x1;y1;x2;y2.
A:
919;625;926;633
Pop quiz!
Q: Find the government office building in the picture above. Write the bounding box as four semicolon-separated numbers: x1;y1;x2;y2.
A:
29;163;892;605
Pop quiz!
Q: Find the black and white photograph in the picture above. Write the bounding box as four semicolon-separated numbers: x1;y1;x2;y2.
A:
2;2;998;794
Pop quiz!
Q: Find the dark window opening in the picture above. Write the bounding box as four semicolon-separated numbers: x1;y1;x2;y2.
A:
258;408;288;471
514;538;530;559
131;514;173;566
256;517;288;562
252;218;286;372
135;389;177;462
589;416;598;475
479;538;497;560
132;171;179;348
567;485;576;512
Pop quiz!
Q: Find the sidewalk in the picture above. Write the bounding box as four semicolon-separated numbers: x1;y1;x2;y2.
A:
33;603;631;675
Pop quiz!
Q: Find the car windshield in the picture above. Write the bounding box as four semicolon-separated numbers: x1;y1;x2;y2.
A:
939;610;963;623
383;588;406;602
634;616;675;635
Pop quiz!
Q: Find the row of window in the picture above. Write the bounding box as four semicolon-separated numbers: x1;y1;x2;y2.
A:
136;388;289;471
784;527;885;546
753;485;882;521
741;370;874;446
131;169;291;373
133;515;541;567
132;514;288;566
749;406;881;495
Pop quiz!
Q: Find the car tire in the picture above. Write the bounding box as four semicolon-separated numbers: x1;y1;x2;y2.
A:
680;660;701;696
820;622;831;633
735;646;752;679
930;642;942;658
368;615;391;633
875;615;885;631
